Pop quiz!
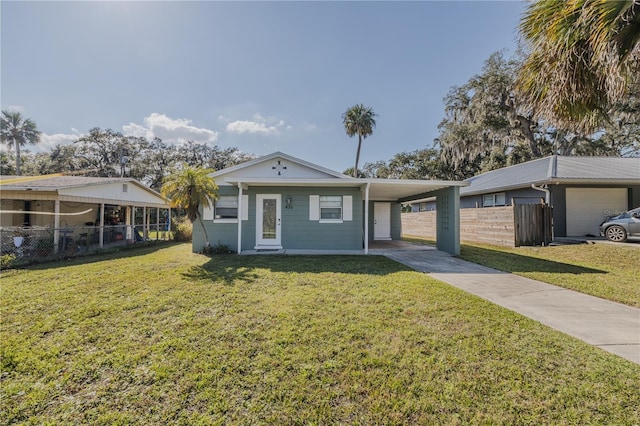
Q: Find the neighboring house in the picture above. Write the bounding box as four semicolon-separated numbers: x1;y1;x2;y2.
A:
195;152;468;255
0;175;170;254
410;156;640;238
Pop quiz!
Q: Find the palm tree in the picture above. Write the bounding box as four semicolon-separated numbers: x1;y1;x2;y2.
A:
342;104;377;178
0;110;41;175
161;166;218;248
517;0;640;133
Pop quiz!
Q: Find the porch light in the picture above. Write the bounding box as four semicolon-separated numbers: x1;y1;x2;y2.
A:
286;196;293;209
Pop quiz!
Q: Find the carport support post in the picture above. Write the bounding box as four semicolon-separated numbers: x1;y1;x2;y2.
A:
237;184;243;254
364;182;370;254
435;186;460;256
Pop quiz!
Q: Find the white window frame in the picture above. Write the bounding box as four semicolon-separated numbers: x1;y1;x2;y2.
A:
483;192;507;207
319;195;343;223
213;195;248;223
309;195;353;223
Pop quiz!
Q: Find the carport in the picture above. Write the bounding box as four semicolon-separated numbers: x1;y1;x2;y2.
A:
363;179;468;255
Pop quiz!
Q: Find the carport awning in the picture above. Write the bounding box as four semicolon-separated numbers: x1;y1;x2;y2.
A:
224;177;468;201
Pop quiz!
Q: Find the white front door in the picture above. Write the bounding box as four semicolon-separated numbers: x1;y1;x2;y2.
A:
256;194;282;248
374;202;391;240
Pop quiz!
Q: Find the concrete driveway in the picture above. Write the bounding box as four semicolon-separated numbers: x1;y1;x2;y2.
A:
554;236;640;248
378;244;640;365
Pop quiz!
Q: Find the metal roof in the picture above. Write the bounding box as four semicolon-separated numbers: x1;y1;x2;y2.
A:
461;156;640;196
554;156;640;179
0;175;167;204
0;175;132;191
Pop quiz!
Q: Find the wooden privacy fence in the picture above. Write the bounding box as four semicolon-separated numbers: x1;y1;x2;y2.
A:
513;203;553;246
402;204;553;247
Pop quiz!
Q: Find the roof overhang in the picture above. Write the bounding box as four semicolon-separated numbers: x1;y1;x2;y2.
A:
1;180;169;208
224;177;468;201
460;178;640;198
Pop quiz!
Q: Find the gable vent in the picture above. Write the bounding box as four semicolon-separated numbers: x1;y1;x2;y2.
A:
122;183;128;193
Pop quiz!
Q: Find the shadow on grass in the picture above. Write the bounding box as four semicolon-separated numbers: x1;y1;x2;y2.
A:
15;241;179;271
183;254;413;285
459;245;605;275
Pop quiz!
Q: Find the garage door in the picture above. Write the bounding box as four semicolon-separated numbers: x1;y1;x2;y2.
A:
566;188;628;236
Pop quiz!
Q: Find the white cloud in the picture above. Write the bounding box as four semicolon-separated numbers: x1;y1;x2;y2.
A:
122;122;151;139
39;133;78;150
222;112;293;136
253;113;266;122
123;113;219;144
226;120;279;135
2;131;79;154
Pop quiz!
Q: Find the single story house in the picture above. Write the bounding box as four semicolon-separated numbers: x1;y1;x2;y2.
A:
0;175;170;255
409;156;640;238
195;152;468;255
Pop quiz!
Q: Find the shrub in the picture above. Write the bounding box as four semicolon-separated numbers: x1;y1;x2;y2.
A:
172;216;193;242
1;253;16;270
202;241;233;255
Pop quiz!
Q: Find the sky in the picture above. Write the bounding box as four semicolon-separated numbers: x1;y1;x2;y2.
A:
1;1;526;173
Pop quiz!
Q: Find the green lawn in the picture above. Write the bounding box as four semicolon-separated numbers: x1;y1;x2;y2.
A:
404;236;639;307
460;243;640;307
2;243;639;424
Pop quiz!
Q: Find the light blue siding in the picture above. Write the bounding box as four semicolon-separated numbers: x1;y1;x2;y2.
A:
390;202;402;239
435;186;460;255
275;186;363;250
193;186;242;252
194;185;364;252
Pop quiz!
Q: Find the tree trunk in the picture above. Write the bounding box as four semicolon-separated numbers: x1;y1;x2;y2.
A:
558;135;579;155
15;139;21;176
197;212;210;249
354;134;363;178
516;115;542;157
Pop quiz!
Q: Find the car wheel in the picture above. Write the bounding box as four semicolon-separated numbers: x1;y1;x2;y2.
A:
605;225;627;242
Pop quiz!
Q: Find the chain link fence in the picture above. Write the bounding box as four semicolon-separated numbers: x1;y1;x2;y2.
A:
1;223;172;268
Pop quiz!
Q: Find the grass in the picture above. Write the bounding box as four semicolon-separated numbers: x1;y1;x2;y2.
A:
2;243;639;424
404;235;639;307
459;243;640;307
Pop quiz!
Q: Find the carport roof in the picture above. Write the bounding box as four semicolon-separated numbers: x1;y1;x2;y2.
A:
224;177;468;201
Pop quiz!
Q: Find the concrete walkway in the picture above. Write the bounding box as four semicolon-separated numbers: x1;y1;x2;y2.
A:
380;246;640;365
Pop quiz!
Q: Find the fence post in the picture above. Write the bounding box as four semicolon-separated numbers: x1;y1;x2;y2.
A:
53;200;60;253
99;203;105;248
513;204;519;247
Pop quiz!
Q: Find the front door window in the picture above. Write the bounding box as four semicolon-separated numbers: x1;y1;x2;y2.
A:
262;199;276;239
256;194;281;248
